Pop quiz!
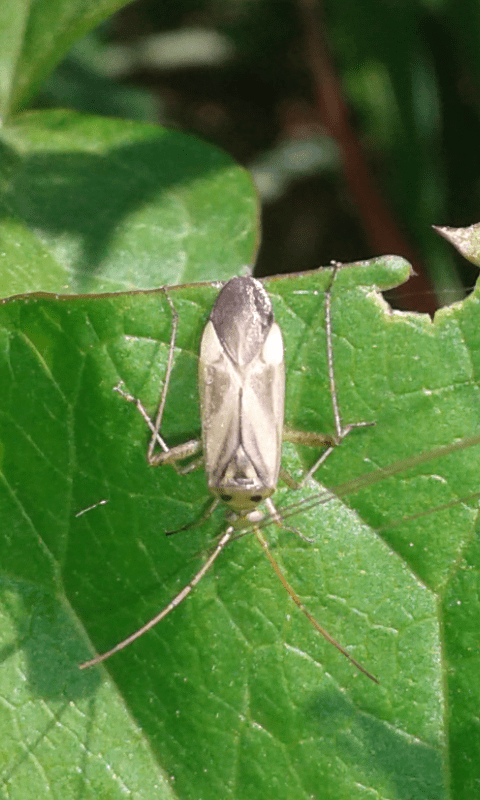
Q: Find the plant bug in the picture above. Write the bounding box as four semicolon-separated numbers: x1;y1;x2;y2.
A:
80;265;380;678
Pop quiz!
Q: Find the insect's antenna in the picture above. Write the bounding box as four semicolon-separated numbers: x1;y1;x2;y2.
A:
79;526;234;669
250;431;480;536
252;524;379;683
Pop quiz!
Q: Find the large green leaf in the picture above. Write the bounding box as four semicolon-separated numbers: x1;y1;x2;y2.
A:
0;110;258;296
1;257;479;798
0;0;134;119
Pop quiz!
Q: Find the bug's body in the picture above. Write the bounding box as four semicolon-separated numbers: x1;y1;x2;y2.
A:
199;276;285;513
80;267;377;679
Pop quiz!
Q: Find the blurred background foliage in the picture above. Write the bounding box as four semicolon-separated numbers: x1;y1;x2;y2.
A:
32;0;480;312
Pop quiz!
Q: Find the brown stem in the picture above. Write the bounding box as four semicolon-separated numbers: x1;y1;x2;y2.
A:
297;0;437;313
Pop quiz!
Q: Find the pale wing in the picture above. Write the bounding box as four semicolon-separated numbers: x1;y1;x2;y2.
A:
198;319;242;485
241;321;285;490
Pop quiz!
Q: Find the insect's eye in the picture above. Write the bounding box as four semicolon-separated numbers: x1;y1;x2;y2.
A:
220;493;233;502
250;495;262;503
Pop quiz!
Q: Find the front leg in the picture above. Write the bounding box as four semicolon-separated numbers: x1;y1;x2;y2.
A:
114;289;204;474
114;382;203;473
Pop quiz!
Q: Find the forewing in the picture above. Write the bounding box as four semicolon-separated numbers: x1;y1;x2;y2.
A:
241;321;285;489
198;319;241;485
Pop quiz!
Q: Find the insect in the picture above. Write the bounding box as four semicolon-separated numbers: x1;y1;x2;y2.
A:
82;266;472;679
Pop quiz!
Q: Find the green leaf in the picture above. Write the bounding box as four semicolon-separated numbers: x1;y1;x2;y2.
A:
0;0;134;119
0;109;259;296
1;256;479;798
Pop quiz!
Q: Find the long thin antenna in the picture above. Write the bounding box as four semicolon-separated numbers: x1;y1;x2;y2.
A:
247;432;480;537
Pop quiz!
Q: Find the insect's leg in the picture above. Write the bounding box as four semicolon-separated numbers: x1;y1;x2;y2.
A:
286;264;374;487
114;382;202;470
325;262;344;442
165;497;220;536
264;497;314;543
147;289;179;462
114;289;178;455
79;525;235;669
281;429;338;488
114;382;168;450
115;289;203;472
324;263;374;443
253;523;378;683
